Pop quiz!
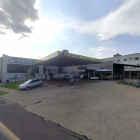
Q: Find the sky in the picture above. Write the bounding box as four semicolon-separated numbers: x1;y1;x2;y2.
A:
0;0;140;59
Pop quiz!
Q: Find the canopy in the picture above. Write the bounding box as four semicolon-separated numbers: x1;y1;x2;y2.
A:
33;50;103;67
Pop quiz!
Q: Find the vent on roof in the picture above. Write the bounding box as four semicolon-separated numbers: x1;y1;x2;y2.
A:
113;53;121;57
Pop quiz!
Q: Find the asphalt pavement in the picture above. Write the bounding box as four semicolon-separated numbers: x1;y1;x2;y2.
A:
0;129;12;140
0;98;89;140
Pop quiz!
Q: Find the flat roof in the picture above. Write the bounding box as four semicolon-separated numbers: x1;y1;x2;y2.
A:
103;53;140;59
86;67;113;71
113;61;140;67
33;50;103;67
95;69;113;72
87;67;101;70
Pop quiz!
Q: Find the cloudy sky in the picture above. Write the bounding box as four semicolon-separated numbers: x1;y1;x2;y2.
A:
0;0;140;59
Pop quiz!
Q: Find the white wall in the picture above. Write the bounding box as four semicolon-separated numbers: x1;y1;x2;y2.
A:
65;66;78;73
2;73;28;83
2;54;36;83
35;73;45;79
103;53;140;71
104;53;140;65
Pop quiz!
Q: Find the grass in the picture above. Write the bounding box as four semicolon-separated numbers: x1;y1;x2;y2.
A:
1;82;23;90
0;90;8;96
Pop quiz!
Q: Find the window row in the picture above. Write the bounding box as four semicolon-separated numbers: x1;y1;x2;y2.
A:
116;57;139;62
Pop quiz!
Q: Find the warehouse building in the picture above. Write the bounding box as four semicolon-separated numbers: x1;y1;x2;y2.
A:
104;53;140;78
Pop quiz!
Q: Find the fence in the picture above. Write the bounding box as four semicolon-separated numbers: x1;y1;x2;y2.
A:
123;77;140;86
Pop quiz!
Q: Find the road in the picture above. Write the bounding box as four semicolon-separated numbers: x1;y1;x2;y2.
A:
0;129;11;140
0;98;88;140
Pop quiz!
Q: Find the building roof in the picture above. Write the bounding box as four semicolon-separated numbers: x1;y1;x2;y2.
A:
33;50;103;67
113;61;140;67
103;53;140;60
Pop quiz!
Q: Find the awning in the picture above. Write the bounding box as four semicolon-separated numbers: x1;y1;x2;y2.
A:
95;69;113;72
33;50;103;67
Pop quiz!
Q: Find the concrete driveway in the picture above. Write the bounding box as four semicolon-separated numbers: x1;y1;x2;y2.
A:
1;80;140;140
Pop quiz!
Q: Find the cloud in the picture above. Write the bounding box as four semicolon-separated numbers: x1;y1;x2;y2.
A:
18;33;29;40
0;0;39;34
0;30;5;34
25;17;61;45
0;15;62;58
89;46;118;58
89;46;106;56
81;0;140;40
60;0;140;40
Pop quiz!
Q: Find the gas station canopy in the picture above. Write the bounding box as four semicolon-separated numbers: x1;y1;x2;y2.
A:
33;50;103;67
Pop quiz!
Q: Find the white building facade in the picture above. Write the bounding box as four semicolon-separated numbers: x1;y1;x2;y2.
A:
104;53;140;78
0;54;37;83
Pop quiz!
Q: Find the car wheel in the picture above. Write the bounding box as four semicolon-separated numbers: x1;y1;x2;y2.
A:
70;77;75;83
26;86;30;90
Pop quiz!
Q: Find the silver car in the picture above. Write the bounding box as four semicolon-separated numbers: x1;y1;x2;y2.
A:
18;79;43;90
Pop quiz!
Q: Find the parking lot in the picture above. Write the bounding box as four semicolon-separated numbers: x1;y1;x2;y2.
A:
1;80;140;140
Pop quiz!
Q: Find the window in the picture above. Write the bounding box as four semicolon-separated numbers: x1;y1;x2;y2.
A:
30;80;35;84
134;57;139;60
130;58;132;60
7;64;31;73
124;59;127;61
117;60;120;62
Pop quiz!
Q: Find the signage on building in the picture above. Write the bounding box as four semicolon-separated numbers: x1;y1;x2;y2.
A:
8;57;35;65
2;54;36;65
60;50;103;63
61;50;80;58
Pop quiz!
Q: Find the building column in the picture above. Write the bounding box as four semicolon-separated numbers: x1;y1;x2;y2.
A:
100;73;101;80
47;66;49;80
88;70;90;79
129;71;131;79
111;72;113;80
72;64;74;73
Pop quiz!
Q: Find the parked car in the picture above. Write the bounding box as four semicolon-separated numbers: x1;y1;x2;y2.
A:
18;79;43;90
90;75;99;80
80;74;87;79
104;74;112;80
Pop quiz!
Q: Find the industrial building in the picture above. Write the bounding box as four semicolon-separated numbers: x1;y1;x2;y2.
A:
104;53;140;78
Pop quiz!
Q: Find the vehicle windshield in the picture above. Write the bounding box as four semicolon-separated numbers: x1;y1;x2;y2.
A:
24;80;32;84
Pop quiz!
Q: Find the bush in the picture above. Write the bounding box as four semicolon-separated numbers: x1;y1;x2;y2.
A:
124;81;127;84
121;80;127;84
